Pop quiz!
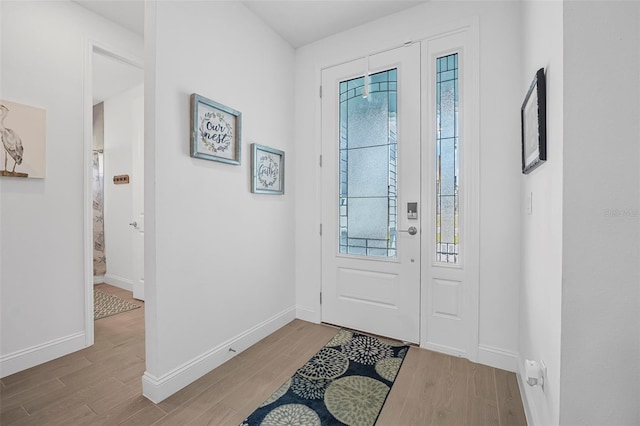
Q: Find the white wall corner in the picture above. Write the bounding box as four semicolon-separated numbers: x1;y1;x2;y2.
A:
295;305;320;323
0;332;86;378
104;274;133;291
142;306;296;403
478;344;518;372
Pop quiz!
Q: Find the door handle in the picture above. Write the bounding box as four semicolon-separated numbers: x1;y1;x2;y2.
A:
398;226;418;236
129;221;138;228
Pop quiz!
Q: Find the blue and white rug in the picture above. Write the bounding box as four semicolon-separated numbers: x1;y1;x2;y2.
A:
241;329;409;426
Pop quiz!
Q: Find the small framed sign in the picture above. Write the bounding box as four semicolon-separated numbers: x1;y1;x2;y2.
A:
251;144;284;195
521;68;547;174
190;93;241;165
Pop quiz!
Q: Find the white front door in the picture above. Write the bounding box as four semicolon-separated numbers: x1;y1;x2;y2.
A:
321;45;421;343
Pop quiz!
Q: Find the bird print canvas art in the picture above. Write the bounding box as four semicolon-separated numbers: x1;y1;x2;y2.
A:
0;100;46;178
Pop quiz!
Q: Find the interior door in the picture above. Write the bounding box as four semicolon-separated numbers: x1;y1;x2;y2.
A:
131;88;144;301
321;45;421;343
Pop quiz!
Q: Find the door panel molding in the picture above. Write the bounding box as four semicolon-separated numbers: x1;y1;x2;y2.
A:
432;278;462;319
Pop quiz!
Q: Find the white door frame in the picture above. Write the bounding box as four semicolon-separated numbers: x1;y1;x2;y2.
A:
82;38;144;347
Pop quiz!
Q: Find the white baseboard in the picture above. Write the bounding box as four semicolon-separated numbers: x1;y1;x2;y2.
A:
93;275;105;284
418;343;517;373
421;341;468;358
104;274;133;291
295;305;319;323
0;332;86;378
142;306;296;403
478;344;518;372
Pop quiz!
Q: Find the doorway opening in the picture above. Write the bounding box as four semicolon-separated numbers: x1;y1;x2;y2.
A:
84;42;144;347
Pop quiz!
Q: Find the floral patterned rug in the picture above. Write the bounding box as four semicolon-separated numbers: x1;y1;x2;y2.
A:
241;329;409;426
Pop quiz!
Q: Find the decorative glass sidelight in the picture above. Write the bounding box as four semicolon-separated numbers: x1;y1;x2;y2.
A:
435;53;459;263
338;69;398;258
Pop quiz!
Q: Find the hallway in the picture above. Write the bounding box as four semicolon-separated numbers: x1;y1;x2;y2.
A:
0;285;525;425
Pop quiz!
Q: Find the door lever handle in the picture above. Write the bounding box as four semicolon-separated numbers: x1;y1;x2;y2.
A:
129;221;138;228
398;226;418;235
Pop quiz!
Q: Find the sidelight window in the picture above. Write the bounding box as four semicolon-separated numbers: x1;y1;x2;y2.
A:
435;53;459;263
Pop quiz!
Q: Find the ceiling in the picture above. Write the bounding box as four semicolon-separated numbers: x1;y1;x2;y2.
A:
73;1;427;48
243;1;427;48
74;1;145;36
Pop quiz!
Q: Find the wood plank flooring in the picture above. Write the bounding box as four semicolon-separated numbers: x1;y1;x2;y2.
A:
0;284;527;425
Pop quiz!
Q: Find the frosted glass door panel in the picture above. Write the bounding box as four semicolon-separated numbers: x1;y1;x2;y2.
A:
346;92;389;149
338;69;397;258
348;198;388;240
347;146;389;197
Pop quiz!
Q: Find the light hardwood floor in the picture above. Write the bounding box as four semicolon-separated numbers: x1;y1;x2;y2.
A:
0;284;527;425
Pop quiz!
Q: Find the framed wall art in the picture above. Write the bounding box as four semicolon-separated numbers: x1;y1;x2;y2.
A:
521;68;547;174
0;100;46;178
190;93;241;165
251;143;284;195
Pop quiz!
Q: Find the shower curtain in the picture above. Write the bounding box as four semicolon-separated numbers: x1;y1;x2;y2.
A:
92;151;107;276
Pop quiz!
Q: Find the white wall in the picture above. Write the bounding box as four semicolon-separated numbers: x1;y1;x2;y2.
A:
0;1;143;377
142;1;296;401
294;1;523;369
518;2;564;425
103;84;143;291
561;2;640;424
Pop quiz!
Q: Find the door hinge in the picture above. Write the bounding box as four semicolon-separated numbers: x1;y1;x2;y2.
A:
319;85;322;98
320;292;322;305
320;223;323;236
319;155;322;167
